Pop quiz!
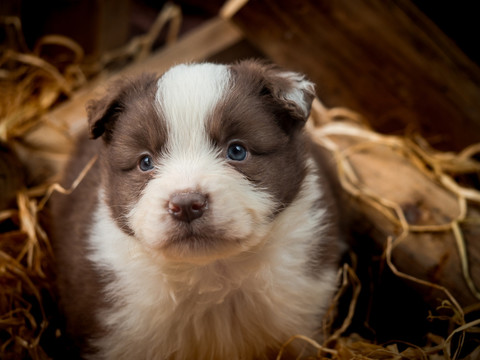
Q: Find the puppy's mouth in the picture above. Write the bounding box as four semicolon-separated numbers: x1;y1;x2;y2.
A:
165;220;225;246
157;220;243;261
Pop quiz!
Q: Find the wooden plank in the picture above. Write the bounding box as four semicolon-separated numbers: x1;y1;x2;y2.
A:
307;113;480;307
348;145;480;307
231;0;480;151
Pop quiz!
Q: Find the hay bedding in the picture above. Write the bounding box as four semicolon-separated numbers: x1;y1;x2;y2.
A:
1;9;480;360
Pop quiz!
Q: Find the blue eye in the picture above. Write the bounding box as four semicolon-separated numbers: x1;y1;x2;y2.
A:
139;155;154;171
227;143;247;161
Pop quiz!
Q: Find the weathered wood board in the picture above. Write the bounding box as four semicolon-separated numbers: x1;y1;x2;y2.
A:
308;115;480;307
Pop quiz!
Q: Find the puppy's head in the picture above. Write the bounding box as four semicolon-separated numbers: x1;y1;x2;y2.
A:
87;60;315;263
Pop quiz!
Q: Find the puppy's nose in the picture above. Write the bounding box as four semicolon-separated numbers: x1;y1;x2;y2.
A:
168;192;208;222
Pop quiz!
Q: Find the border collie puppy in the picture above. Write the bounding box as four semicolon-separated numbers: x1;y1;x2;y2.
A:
51;60;340;359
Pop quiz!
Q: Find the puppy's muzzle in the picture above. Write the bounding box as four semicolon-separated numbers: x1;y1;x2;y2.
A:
168;192;208;222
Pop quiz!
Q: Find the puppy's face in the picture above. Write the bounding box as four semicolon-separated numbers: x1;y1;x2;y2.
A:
88;61;315;263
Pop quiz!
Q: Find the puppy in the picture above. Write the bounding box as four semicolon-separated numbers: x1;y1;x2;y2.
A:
51;60;340;359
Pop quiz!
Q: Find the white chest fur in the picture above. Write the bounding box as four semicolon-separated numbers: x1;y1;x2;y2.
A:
86;169;337;360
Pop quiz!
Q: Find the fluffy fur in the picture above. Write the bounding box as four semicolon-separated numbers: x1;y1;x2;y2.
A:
51;60;340;360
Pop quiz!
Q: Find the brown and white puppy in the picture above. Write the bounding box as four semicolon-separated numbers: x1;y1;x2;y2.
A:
51;60;340;359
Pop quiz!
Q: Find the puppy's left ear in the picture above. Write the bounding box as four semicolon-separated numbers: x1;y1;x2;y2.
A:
233;60;316;132
264;69;316;124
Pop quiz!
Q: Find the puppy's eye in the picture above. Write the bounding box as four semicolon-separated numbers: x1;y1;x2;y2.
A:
227;143;247;161
139;155;154;171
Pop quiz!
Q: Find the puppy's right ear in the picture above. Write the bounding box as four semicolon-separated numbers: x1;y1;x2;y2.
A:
86;88;124;142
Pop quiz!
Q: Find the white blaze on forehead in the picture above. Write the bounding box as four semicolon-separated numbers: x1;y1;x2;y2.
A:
155;63;231;154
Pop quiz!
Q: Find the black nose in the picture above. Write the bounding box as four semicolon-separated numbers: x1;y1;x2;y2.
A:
168;192;208;222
